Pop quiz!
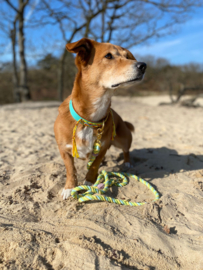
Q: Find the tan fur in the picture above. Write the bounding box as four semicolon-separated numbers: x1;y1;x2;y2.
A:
54;38;146;199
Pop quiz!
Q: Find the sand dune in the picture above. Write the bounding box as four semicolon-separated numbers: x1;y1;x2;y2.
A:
0;96;203;270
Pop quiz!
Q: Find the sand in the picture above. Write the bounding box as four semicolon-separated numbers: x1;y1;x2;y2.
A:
0;96;203;270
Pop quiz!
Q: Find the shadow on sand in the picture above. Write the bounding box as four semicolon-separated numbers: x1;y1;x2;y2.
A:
116;146;203;180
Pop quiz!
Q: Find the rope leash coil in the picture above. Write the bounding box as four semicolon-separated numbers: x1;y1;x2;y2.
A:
71;170;160;206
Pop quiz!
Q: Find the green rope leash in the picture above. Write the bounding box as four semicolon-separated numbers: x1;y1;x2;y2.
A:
71;170;160;206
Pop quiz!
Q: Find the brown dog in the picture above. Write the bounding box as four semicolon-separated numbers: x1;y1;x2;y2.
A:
54;38;147;199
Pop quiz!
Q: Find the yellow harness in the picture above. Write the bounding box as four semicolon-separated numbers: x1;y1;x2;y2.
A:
69;100;116;159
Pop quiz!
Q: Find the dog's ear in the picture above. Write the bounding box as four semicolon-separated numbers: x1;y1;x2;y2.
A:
66;38;92;53
66;38;93;66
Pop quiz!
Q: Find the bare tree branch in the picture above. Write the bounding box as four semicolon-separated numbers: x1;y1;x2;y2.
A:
4;0;19;13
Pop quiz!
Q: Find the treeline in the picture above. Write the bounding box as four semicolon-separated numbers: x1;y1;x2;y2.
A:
0;0;202;104
0;53;75;104
1;54;202;104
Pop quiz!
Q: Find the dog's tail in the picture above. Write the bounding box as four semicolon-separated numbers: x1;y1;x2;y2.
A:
124;121;134;132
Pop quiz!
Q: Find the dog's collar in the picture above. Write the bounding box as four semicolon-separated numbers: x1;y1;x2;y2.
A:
69;99;83;122
69;99;105;127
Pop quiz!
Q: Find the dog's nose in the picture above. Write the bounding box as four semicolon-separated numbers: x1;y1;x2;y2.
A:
135;62;147;73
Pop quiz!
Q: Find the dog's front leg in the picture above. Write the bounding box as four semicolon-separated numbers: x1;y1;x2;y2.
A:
85;148;107;185
60;150;77;200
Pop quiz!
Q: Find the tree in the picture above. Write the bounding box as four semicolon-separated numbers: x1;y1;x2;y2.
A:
10;15;20;102
1;0;31;101
36;52;77;98
0;4;20;102
35;0;110;100
37;54;59;70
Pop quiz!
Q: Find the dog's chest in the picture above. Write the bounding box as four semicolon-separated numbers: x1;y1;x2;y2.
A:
76;126;96;159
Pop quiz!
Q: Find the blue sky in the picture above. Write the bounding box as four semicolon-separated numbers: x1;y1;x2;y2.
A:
132;7;203;65
0;1;203;66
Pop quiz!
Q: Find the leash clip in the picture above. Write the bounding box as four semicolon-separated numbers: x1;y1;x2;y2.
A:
96;120;105;141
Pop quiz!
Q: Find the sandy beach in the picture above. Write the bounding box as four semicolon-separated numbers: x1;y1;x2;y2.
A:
0;96;203;270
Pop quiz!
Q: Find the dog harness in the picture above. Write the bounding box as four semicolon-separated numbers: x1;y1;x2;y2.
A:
69;99;160;206
69;100;116;167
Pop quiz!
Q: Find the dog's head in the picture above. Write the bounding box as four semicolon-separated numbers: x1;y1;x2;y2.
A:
66;38;147;91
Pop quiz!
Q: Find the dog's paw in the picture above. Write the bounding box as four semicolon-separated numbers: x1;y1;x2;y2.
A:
83;180;93;186
124;162;134;168
61;188;72;200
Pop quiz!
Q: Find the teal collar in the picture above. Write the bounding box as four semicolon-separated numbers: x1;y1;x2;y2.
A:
69;99;110;127
69;99;85;122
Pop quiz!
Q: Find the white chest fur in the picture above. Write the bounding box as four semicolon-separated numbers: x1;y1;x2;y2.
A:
66;126;96;159
76;126;96;158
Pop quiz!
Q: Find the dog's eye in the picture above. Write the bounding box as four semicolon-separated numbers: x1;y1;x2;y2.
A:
126;55;129;59
105;53;113;59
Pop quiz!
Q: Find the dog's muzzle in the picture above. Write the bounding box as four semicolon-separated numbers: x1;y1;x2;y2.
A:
111;61;147;88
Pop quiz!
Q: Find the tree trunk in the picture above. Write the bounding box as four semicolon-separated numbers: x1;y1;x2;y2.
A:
11;18;20;102
18;0;30;101
58;49;67;101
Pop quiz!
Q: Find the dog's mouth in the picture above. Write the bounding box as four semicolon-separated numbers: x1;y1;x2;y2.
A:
111;76;143;88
